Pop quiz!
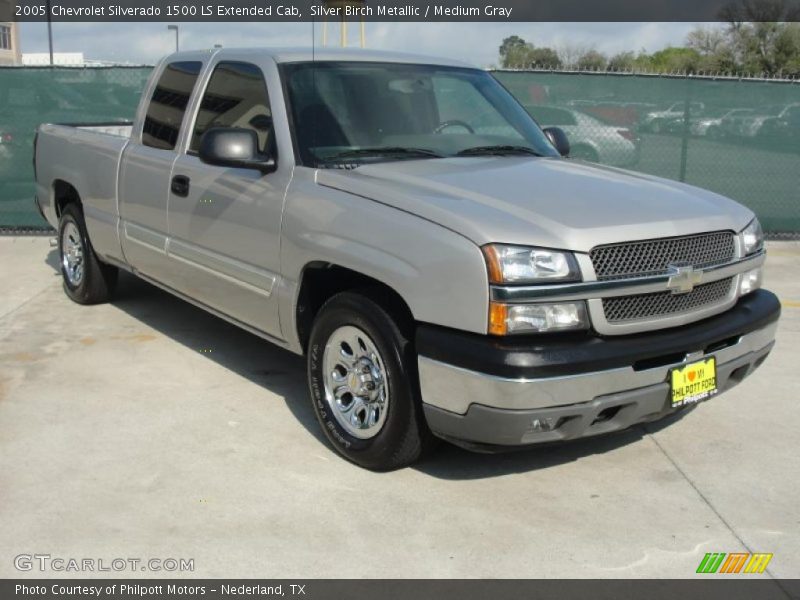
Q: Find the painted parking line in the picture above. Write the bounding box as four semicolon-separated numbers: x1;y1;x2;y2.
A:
780;300;800;308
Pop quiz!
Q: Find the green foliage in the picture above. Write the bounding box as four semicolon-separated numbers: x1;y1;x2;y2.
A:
527;47;562;69
498;35;527;60
576;50;608;71
499;36;562;69
647;47;703;73
498;2;800;77
607;51;636;72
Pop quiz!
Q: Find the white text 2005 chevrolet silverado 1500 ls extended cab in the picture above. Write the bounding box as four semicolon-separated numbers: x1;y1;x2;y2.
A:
34;48;780;470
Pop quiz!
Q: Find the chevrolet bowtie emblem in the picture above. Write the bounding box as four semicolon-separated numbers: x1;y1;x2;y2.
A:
667;264;703;294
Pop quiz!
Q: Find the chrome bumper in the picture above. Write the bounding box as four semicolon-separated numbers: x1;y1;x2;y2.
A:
416;289;779;448
418;321;777;415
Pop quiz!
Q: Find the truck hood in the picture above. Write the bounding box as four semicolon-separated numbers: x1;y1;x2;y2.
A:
316;157;753;253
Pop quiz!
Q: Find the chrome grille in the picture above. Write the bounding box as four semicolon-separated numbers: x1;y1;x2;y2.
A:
591;231;735;281
602;277;734;323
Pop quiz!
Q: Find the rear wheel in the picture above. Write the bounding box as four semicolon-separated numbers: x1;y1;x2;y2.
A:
58;203;118;304
307;292;433;470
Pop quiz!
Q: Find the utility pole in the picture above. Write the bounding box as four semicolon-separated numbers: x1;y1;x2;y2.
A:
167;25;179;52
45;0;54;65
321;0;366;48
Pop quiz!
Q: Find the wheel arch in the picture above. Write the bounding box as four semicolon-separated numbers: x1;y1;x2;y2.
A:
295;262;415;354
52;179;82;218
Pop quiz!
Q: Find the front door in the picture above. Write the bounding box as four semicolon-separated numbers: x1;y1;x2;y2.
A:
167;60;289;338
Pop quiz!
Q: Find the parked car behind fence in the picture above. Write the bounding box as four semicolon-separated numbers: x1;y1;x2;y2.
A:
524;104;641;166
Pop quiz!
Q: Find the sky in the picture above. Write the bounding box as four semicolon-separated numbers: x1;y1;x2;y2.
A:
17;21;720;67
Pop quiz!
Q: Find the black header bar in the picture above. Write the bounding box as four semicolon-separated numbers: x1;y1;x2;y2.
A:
3;579;800;600
6;0;800;22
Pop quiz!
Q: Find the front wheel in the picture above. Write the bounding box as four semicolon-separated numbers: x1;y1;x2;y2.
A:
307;292;433;470
58;203;118;304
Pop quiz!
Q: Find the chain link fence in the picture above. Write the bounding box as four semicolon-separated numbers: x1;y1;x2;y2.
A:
493;69;800;238
1;66;798;237
0;66;152;230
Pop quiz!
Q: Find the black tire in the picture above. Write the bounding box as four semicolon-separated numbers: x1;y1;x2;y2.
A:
307;291;434;470
58;203;118;304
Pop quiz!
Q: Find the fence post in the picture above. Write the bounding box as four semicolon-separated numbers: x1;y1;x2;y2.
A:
678;76;693;182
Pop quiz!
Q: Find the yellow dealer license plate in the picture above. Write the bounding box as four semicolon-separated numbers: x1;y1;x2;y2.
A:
671;357;718;407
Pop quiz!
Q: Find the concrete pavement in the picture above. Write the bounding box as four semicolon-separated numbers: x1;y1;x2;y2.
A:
1;237;798;579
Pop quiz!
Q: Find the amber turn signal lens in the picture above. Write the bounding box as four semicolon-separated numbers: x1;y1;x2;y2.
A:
488;302;508;336
482;245;504;284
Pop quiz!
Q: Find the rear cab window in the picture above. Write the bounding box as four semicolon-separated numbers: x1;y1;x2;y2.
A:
142;61;203;150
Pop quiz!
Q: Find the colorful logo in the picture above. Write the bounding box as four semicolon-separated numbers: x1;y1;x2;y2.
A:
696;552;773;574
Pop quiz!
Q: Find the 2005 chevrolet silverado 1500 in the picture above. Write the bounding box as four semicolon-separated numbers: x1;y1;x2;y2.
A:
34;48;780;470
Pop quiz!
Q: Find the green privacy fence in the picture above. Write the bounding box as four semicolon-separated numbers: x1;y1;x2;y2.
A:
0;66;152;229
1;66;798;235
493;70;800;236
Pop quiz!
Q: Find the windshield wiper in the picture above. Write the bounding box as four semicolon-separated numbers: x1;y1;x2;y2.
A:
456;145;544;157
318;146;443;165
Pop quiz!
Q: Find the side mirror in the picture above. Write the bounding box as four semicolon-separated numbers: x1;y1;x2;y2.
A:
543;127;570;157
198;128;275;173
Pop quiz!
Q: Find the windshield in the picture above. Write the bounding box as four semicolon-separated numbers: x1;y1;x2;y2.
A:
281;61;560;167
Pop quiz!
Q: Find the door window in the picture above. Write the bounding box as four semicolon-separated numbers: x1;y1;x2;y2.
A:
190;61;274;155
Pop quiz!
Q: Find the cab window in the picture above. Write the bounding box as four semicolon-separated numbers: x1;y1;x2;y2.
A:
190;61;274;156
142;61;202;150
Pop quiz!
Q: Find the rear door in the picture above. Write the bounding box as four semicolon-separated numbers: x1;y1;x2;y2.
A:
167;57;291;338
118;58;204;283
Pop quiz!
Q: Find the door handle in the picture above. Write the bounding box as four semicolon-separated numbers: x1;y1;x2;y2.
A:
171;175;190;197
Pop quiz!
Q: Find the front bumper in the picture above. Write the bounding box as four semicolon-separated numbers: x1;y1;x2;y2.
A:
417;290;780;449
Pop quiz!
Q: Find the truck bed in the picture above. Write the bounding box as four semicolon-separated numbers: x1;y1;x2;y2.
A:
62;122;134;138
35;121;134;263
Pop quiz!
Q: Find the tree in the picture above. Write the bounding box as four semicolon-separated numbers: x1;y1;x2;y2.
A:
576;49;608;71
498;35;528;65
556;43;591;68
527;47;562;69
648;47;702;73
687;27;728;55
773;23;800;75
719;0;800;74
497;3;800;76
498;36;562;69
687;26;737;72
607;51;636;72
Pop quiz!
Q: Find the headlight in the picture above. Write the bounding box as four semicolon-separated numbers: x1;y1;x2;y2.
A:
741;219;764;256
739;268;763;296
489;301;589;335
483;244;580;284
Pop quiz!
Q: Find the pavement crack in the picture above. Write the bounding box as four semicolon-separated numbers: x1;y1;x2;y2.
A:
0;284;54;324
643;425;789;596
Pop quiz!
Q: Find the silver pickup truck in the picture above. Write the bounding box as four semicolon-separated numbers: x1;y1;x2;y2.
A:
34;48;780;470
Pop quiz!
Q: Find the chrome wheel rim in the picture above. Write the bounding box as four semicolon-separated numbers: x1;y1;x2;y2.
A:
322;325;389;439
61;222;84;287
